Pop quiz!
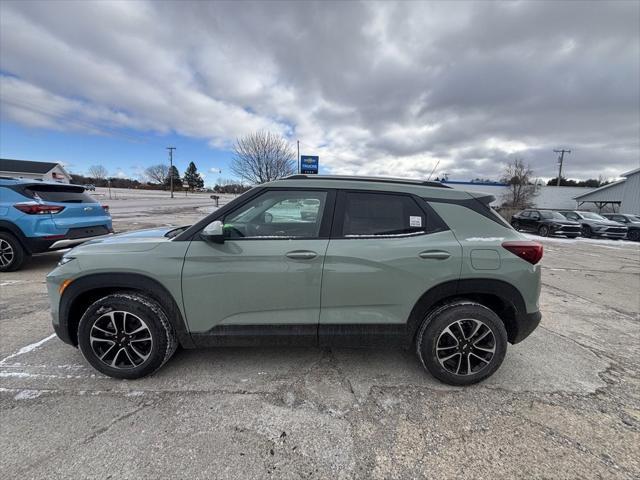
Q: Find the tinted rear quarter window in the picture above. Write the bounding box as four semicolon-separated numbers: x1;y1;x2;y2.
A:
24;185;95;203
341;192;427;237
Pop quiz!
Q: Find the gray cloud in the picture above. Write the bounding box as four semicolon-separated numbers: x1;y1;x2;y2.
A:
0;0;638;180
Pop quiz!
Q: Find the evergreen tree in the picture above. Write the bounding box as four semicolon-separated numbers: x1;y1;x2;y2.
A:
164;165;181;188
183;161;204;191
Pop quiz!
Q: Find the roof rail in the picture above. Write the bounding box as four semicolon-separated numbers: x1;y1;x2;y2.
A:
284;174;451;188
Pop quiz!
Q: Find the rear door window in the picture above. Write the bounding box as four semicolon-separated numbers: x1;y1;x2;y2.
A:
24;185;95;203
339;192;426;237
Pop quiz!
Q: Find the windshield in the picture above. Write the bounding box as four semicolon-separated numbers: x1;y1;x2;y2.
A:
540;211;566;220
580;212;606;220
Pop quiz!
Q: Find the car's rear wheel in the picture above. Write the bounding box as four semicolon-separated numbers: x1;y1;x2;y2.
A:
77;293;178;379
0;232;26;272
538;225;550;237
581;225;593;238
416;301;508;386
511;220;520;231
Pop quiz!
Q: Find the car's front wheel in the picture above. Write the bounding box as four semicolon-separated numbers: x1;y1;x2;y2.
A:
538;225;550;237
511;220;520;231
581;225;593;238
77;293;178;379
416;301;508;386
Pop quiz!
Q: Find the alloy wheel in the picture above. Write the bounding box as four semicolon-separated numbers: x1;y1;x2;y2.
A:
539;225;549;237
436;319;496;376
90;310;153;369
0;239;14;267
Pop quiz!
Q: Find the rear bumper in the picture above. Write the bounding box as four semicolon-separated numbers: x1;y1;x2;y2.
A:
24;229;113;253
49;234;113;249
511;310;542;344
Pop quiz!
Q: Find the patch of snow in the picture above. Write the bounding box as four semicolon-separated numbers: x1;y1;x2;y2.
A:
523;233;638;248
14;390;43;400
344;231;425;238
125;391;145;397
0;334;56;365
464;237;505;242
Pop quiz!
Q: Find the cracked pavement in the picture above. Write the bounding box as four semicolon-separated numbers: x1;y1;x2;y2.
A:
1;206;639;479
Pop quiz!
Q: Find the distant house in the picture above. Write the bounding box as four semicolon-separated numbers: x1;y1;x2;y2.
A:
573;168;640;214
0;158;71;183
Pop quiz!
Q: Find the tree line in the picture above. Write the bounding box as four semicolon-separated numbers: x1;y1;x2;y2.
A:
73;161;206;191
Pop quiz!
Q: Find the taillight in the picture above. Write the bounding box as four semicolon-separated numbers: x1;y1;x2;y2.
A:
502;241;543;265
101;204;109;213
14;203;65;215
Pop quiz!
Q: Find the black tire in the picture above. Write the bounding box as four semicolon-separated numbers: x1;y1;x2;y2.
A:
628;230;640;242
77;293;178;379
581;225;593;238
416;301;508;386
511;220;520;231
566;234;579;239
538;225;550;237
0;232;26;272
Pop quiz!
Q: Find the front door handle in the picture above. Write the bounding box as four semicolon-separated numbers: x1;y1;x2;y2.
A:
419;250;451;260
286;250;318;260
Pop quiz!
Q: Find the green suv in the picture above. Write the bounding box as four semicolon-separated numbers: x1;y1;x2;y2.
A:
46;175;542;385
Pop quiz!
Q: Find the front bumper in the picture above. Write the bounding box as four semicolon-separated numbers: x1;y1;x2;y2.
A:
596;231;627;239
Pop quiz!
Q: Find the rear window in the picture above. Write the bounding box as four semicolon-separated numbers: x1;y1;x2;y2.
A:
341;192;426;237
24;185;96;203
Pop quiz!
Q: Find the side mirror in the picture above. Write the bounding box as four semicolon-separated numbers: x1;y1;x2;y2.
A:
202;220;225;244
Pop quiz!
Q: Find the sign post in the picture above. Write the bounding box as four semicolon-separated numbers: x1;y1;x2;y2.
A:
300;155;319;175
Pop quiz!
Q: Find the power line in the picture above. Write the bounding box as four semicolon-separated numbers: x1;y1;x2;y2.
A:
553;149;571;186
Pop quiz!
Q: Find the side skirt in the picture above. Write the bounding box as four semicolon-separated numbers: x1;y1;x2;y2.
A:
190;324;409;348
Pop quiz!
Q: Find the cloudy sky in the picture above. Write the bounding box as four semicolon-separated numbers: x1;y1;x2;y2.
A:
1;0;638;184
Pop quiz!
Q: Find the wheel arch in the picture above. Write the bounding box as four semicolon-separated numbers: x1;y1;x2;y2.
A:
59;272;194;348
0;220;31;254
407;279;529;345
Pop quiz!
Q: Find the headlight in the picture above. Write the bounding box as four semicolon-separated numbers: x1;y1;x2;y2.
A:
58;256;76;266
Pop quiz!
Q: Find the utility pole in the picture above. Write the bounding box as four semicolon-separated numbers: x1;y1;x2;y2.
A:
297;140;300;174
167;147;176;198
553;149;571;187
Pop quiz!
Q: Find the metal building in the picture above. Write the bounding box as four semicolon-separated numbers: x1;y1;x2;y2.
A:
573;168;640;214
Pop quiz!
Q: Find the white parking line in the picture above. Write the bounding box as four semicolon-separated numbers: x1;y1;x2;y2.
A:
0;334;56;366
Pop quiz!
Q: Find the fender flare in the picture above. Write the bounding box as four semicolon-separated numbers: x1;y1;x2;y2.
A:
0;220;31;253
59;272;194;348
407;278;529;344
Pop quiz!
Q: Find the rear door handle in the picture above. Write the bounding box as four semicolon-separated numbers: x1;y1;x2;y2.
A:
286;250;318;260
419;250;451;260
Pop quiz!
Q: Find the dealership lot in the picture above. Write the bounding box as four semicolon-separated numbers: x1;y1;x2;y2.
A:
1;199;639;479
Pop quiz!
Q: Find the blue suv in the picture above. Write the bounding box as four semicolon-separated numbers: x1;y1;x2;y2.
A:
0;178;113;271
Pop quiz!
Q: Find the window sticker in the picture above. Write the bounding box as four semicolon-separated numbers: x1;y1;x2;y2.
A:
409;216;422;227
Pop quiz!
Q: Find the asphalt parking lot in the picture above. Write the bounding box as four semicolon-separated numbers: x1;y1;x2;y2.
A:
1;199;639;479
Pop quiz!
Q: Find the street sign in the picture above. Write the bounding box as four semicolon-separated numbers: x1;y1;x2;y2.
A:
300;155;319;174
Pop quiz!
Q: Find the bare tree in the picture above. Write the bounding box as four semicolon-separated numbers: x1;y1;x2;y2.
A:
230;130;296;184
500;158;536;208
144;164;169;185
87;164;108;180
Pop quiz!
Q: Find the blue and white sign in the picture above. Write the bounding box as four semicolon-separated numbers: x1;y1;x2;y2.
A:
300;155;319;174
